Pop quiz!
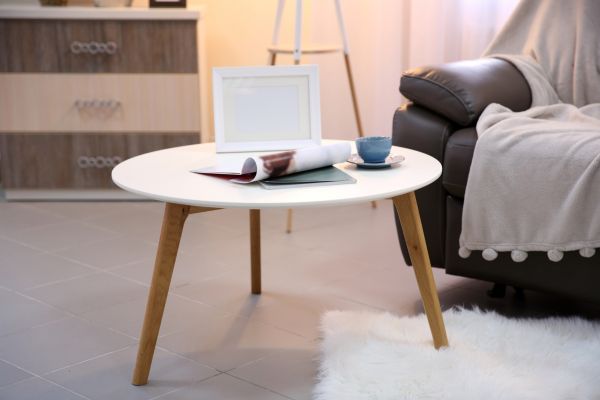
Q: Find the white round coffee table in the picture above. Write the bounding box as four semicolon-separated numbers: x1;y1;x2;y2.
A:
112;139;448;386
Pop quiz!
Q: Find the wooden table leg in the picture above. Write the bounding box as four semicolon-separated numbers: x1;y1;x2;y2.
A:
392;192;449;349
132;202;189;386
250;209;262;294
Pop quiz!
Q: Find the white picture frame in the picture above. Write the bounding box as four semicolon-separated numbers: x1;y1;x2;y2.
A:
212;65;322;153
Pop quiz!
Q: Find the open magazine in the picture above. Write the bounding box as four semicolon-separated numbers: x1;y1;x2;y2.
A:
192;142;352;184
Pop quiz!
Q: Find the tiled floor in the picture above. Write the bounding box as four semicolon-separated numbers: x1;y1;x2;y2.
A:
1;200;599;399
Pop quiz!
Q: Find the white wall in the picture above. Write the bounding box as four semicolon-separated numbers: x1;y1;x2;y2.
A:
1;0;518;141
188;0;405;141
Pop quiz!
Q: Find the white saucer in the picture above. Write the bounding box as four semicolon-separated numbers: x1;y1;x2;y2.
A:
347;154;405;169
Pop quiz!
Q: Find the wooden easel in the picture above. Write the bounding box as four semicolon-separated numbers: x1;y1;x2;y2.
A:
268;0;374;233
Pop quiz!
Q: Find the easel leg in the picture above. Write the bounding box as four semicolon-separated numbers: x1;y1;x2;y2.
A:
286;209;293;233
293;0;303;64
343;53;364;138
334;0;376;209
268;0;285;65
132;203;189;385
289;0;302;229
250;209;262;294
344;54;376;209
270;0;299;231
392;192;449;349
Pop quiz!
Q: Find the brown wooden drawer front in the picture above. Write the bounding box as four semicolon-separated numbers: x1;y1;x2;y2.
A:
0;133;199;189
0;20;197;73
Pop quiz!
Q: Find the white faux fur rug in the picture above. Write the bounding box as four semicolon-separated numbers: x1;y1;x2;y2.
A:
315;308;600;400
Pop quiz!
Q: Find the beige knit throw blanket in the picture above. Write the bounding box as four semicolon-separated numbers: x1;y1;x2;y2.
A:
459;0;600;262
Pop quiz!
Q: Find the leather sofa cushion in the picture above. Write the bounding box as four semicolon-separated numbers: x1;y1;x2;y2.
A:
400;58;531;126
443;128;477;198
393;104;453;268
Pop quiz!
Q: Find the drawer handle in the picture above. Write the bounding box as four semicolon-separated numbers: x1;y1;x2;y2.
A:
88;42;100;55
70;41;118;55
77;156;123;169
70;41;82;54
75;99;121;110
105;42;118;54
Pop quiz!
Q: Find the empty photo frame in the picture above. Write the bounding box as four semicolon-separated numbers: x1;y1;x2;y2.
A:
212;65;321;152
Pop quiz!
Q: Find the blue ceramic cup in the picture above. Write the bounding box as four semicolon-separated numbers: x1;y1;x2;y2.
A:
355;136;392;163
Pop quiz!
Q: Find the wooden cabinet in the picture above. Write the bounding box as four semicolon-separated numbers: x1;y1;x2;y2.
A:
0;5;206;199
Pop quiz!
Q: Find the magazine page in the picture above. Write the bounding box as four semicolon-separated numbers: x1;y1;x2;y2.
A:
192;142;351;184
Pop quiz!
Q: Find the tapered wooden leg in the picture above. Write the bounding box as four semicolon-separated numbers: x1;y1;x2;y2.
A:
132;203;189;386
250;209;262;294
392;192;449;349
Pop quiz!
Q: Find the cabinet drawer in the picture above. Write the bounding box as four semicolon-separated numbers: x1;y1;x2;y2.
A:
0;132;199;189
0;74;201;133
0;19;197;73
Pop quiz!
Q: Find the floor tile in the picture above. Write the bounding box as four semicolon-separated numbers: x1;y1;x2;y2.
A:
178;233;254;273
46;346;218;400
0;288;67;337
241;290;378;340
80;294;221;339
123;201;165;213
26;272;148;316
0;317;134;375
0;238;41;263
177;215;247;251
229;348;319;400
185;208;253;233
111;246;238;289
0;250;94;291
172;273;269;316
261;203;376;233
56;237;157;270
4;200;595;399
85;208;166;244
0;378;85;400
155;373;287;400
0;203;66;235
259;244;375;291
158;314;312;372
172;244;374;315
5;221;118;253
0;360;32;388
318;264;466;312
26;202;128;221
265;202;407;270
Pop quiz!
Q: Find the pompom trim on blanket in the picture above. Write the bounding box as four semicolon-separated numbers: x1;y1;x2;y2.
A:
459;247;597;262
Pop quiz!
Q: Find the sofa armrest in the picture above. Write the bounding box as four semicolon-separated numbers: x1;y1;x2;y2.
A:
400;58;531;126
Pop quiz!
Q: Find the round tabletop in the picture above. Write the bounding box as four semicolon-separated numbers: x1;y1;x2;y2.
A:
112;140;441;209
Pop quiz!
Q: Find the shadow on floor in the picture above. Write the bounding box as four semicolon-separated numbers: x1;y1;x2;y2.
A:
411;278;600;321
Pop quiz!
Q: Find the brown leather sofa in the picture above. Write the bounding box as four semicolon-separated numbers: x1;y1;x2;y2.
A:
393;58;600;303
